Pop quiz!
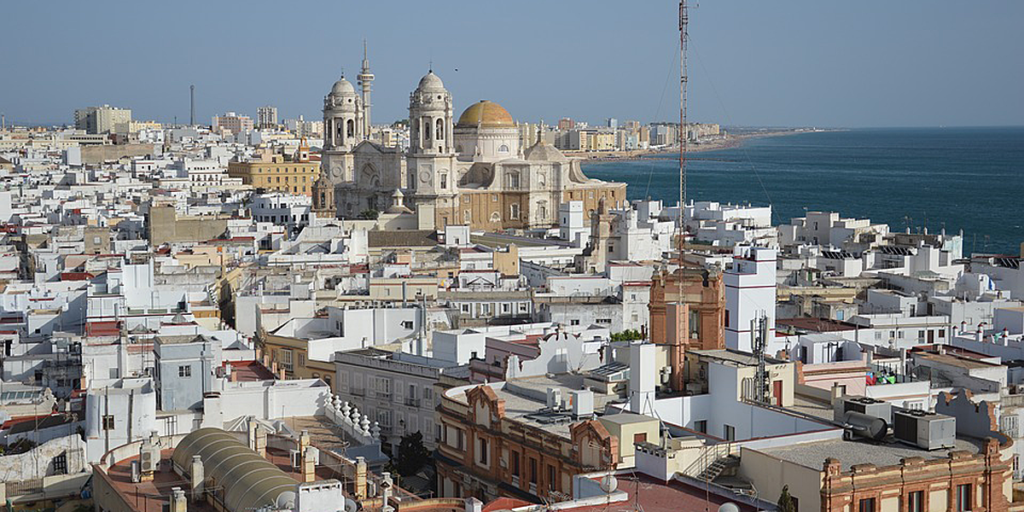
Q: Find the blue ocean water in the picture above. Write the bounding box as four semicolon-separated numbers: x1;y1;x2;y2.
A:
581;127;1024;256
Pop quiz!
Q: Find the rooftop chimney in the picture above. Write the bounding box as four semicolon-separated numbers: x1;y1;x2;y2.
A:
171;488;187;512
302;447;318;483
190;455;204;500
354;457;368;499
629;342;656;415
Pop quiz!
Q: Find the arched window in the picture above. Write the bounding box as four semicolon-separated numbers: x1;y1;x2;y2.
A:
424;119;431;140
346;119;354;137
510;203;520;220
436;119;444;140
490;211;501;223
499;144;509;153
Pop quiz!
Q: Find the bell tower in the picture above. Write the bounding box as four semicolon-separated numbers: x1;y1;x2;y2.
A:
322;73;363;184
407;70;458;227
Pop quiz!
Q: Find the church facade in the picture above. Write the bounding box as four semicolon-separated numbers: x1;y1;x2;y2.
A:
315;62;626;231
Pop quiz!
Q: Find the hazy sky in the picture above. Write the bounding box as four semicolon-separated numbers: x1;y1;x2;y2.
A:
2;1;1022;128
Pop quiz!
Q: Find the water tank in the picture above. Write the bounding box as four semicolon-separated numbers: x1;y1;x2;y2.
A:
842;411;888;441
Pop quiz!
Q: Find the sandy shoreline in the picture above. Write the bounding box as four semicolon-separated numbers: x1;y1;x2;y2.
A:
570;129;832;162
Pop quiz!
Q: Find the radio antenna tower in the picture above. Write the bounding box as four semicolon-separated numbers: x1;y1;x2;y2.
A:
190;84;196;126
678;0;689;257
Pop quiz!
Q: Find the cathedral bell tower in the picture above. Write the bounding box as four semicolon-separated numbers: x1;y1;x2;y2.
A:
407;70;458;227
322;73;363;184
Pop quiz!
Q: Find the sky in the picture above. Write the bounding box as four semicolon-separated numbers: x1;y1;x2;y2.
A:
2;1;1022;128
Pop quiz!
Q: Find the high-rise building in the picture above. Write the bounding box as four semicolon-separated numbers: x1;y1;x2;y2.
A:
557;117;575;131
74;105;132;134
212;112;254;135
256;106;278;129
606;117;618;130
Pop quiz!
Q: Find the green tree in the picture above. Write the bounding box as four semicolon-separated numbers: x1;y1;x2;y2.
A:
610;329;643;342
358;209;380;220
777;485;796;512
394;432;431;478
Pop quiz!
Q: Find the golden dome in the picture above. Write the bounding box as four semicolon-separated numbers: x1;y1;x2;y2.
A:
456;100;515;129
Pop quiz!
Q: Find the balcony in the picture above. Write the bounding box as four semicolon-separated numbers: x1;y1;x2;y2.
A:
350;387;365;397
375;391;392;401
405;397;421;408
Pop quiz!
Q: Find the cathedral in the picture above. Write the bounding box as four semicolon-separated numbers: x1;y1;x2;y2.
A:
314;52;626;231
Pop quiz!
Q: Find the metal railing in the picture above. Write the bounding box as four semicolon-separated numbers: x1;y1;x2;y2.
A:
680;442;734;480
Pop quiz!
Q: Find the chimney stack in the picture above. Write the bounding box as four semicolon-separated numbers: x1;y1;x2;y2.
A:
354;457;368;499
190;455;204;500
171;488;187;512
302;447;318;483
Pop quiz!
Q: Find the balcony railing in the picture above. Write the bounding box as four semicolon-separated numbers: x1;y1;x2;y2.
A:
405;397;421;407
375;391;392;400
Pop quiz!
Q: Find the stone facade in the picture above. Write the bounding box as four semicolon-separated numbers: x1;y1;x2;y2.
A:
319;70;625;231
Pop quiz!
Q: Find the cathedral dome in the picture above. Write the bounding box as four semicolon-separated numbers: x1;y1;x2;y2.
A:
330;77;357;96
457;100;515;129
416;71;446;92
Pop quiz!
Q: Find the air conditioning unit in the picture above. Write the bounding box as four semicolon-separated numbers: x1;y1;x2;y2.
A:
893;409;956;450
289;449;302;468
139;443;160;474
834;396;891;423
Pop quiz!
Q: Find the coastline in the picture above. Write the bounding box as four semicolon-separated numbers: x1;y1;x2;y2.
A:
571;128;837;162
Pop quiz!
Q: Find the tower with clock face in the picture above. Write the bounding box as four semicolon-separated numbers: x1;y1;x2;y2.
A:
322;73;363;184
407;70;459;226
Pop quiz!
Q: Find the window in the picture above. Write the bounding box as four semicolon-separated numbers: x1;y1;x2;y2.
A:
908;490;924;512
178;365;191;378
723;424;735;441
102;415;115;430
859;498;876;512
477;437;489;466
401;320;414;329
570;319;580;326
492;194;498;202
298;354;305;367
694;420;707;433
440;173;448;189
956;484;972;511
507;172;520;189
547;464;556;491
53;453;68;475
596;318;612;325
279;349;293;368
529;458;538;484
510;203;520;220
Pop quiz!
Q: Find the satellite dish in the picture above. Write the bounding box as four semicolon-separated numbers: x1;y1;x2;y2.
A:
719;503;740;512
599;474;618;493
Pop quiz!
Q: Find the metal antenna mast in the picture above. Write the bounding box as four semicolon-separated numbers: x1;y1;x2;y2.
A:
190;84;196;126
678;0;689;256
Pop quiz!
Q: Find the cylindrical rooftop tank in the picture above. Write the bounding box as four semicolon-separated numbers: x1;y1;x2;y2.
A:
842;410;887;441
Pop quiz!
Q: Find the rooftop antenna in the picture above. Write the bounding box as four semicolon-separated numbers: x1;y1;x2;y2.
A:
190;84;195;126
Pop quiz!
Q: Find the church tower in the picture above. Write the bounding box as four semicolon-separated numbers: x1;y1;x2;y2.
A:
322;73;363;184
357;40;374;138
407;70;458;227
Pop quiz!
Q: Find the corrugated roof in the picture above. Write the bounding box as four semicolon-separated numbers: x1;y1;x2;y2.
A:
171;428;298;512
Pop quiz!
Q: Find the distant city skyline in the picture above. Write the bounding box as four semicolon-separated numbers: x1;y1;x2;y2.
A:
2;0;1022;128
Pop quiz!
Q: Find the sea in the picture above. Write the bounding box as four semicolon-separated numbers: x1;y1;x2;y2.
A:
581;127;1024;256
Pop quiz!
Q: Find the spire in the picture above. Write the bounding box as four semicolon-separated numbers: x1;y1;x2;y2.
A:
361;39;370;73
